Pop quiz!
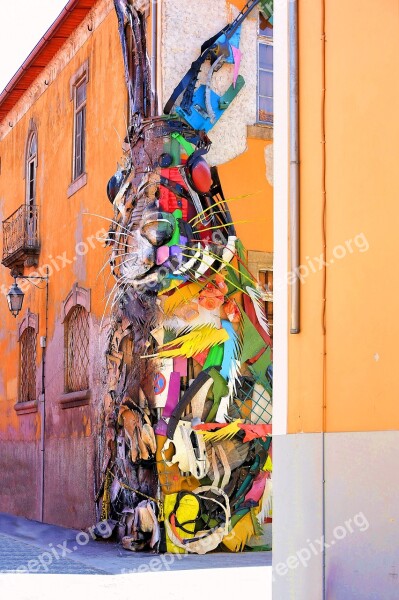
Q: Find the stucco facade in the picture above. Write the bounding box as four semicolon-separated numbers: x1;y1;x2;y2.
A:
273;1;399;598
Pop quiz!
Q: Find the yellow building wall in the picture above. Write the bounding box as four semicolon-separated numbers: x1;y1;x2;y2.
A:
288;0;399;433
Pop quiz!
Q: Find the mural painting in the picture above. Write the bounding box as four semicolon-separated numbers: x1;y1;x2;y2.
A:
96;0;273;554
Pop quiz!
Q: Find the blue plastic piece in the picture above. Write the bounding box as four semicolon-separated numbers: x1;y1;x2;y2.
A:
214;27;242;64
220;320;237;381
176;75;245;133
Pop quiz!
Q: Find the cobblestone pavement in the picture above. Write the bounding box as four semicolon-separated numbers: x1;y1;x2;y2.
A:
0;512;271;575
0;533;107;574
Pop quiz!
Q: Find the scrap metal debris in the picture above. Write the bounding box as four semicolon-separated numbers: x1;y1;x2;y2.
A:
95;0;273;554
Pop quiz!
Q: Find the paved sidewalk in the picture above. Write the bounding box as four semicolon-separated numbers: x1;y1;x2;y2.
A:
0;512;272;575
0;533;106;574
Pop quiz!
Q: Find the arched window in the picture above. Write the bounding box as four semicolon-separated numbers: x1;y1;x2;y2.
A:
20;326;37;402
26;132;37;207
65;304;90;392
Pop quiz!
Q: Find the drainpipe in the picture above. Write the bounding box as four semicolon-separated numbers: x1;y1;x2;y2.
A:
151;0;158;115
289;0;300;333
39;268;49;522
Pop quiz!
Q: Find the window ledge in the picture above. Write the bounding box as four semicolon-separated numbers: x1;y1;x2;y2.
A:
67;172;87;198
247;124;273;141
59;389;91;409
14;400;38;415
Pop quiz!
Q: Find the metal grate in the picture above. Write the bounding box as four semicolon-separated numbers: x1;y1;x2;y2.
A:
66;305;90;392
230;377;272;425
20;327;36;402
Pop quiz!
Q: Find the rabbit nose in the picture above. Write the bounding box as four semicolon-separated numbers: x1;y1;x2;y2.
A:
140;211;176;247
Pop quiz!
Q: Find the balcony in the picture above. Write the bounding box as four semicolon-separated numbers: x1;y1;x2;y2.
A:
2;204;40;269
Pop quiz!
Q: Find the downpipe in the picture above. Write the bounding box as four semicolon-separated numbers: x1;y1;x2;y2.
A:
289;0;300;333
39;268;49;523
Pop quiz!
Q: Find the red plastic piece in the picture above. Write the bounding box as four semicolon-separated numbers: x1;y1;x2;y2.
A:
159;168;189;221
190;158;212;194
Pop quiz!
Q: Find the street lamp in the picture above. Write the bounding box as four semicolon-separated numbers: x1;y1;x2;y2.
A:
6;271;49;318
7;279;25;317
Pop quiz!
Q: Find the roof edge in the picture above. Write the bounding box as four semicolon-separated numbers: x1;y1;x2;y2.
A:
0;0;99;120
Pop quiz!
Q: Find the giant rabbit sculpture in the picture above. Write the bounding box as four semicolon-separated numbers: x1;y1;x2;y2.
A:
96;0;273;554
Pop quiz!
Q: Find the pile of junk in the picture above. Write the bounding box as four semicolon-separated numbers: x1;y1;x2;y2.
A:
94;0;274;554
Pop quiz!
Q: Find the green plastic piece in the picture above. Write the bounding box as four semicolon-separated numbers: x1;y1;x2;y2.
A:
249;346;272;392
236;238;255;290
203;344;224;369
250;507;264;537
171;132;195;156
162;136;181;166
260;0;273;21
218;75;245;110
240;311;265;363
163;328;177;345
206;368;229;423
230;508;250;528
167;209;182;247
247;545;273;552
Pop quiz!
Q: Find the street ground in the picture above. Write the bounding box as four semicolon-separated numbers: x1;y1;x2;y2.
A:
0;512;272;599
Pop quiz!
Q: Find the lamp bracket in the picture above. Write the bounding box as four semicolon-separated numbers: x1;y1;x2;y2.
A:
10;267;23;279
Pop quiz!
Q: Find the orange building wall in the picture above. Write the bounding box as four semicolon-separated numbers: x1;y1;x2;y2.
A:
0;8;126;526
219;138;273;253
288;0;399;433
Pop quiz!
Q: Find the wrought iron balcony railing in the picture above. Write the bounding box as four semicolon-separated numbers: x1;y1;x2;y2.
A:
2;204;40;268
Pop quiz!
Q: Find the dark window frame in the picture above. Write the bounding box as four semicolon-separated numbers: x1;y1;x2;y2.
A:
68;60;89;194
73;78;87;181
26;132;37;207
64;304;90;394
19;326;37;403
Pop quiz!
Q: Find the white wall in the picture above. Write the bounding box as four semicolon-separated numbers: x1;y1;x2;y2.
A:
161;0;257;165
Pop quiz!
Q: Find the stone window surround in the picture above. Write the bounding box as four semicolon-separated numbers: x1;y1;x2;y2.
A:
67;59;89;198
14;309;39;415
59;282;91;409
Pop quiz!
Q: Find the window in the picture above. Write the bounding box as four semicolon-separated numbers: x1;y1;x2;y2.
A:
69;61;89;192
73;78;87;180
60;284;91;407
20;327;37;402
258;13;273;125
26;132;37;207
65;305;90;393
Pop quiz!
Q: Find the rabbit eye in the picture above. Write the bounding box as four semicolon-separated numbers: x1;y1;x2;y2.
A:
107;170;125;203
188;157;212;194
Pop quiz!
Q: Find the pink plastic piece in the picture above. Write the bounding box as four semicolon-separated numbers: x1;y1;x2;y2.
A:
245;471;268;503
162;372;181;418
232;46;242;88
156;245;170;265
173;357;187;377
